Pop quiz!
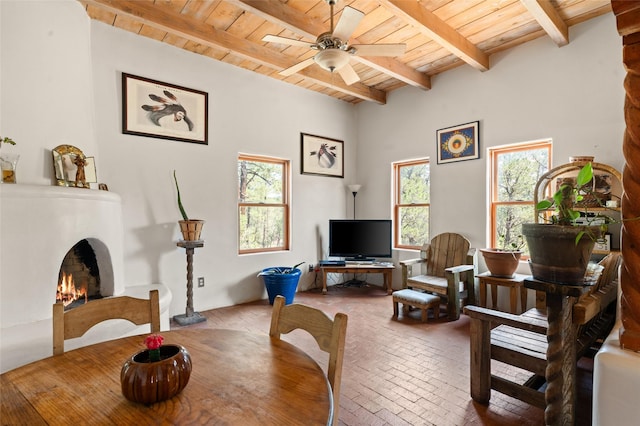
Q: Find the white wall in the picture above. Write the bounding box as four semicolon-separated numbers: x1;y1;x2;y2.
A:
356;12;625;265
0;0;97;184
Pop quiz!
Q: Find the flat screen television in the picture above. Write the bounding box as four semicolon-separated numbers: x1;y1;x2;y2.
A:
329;219;392;261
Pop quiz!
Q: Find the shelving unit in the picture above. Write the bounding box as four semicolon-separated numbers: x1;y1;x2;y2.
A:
533;160;622;254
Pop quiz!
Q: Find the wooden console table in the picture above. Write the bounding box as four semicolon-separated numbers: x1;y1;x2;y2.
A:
524;277;589;426
320;264;394;295
477;272;527;314
174;240;206;326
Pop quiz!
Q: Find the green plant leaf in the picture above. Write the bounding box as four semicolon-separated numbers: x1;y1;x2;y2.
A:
173;170;189;221
576;162;593;187
536;200;552;210
575;230;586;245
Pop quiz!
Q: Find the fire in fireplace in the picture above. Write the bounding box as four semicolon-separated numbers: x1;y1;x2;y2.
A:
56;239;103;310
56;272;88;307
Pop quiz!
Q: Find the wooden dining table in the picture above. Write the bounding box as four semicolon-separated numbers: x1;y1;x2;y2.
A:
1;328;333;425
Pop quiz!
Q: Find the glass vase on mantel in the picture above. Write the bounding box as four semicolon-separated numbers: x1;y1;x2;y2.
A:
0;152;20;183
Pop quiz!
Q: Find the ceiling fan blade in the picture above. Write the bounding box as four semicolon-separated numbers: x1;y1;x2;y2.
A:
279;57;316;77
337;63;360;86
332;6;364;42
263;34;315;49
350;43;406;57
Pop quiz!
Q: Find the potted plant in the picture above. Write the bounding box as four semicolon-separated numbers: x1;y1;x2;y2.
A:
258;262;305;305
120;333;192;405
173;170;205;241
522;162;606;284
480;236;524;278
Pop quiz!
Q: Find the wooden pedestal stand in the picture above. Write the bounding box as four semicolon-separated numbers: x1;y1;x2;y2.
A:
174;240;206;326
524;277;589;426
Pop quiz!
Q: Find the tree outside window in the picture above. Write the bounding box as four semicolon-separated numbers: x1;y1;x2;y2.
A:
394;159;430;249
490;141;551;256
238;155;289;254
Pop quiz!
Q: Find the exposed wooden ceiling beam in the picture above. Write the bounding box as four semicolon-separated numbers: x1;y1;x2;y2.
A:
82;0;386;104
520;0;569;47
381;0;489;72
231;0;431;90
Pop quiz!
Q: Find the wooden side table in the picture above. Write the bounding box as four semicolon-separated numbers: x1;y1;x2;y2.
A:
174;240;206;326
476;272;527;314
524;277;588;426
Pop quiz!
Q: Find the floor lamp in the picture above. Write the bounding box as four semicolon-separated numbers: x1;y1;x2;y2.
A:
346;184;363;286
347;184;361;219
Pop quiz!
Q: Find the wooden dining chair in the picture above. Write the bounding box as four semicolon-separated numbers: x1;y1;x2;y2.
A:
53;289;160;355
270;295;348;426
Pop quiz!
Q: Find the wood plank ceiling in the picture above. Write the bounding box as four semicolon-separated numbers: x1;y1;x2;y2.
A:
79;0;612;105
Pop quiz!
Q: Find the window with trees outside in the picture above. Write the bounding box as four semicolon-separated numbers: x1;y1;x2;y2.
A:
238;154;289;254
394;159;430;249
489;141;551;256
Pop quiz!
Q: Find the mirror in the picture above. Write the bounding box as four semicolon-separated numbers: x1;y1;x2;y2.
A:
52;145;90;188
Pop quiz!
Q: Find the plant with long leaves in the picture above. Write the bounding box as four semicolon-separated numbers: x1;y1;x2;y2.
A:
173;170;189;221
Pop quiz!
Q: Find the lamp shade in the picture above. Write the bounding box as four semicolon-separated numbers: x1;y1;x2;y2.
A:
347;184;362;193
314;49;350;72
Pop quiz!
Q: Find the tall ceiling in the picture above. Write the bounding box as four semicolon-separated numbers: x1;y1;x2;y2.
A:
79;0;612;105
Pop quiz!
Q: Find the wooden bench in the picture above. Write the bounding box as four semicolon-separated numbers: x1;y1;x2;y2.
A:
464;252;621;414
392;289;441;322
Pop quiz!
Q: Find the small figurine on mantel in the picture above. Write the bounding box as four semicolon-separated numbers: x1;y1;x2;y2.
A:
73;155;88;188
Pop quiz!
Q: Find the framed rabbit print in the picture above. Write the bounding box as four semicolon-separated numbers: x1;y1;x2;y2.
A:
122;73;208;144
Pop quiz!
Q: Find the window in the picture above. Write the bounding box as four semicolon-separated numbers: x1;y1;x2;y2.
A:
489;141;551;255
394;159;430;249
238;154;290;254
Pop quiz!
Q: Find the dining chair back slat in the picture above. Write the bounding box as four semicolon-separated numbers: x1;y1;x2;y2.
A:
53;289;160;355
270;295;347;426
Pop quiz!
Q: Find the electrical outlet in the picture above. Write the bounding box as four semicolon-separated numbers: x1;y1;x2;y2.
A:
198;277;205;287
308;264;314;272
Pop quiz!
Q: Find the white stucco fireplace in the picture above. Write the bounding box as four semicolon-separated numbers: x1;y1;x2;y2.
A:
0;184;171;373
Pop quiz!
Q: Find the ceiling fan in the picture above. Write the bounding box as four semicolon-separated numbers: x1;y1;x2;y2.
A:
262;0;406;85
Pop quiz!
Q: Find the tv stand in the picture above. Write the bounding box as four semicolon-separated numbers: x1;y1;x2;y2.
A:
320;263;394;295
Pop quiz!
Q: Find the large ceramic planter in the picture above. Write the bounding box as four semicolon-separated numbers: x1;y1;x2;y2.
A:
121;344;192;405
258;267;301;305
179;220;205;241
480;248;522;278
522;223;600;284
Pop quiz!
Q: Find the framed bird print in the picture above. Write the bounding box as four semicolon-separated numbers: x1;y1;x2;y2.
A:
122;73;208;144
300;133;344;178
436;121;480;164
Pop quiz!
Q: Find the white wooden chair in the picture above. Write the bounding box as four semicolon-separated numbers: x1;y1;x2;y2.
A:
270;295;348;426
53;289;160;355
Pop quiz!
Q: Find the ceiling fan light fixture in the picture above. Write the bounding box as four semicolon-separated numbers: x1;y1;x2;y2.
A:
314;49;349;72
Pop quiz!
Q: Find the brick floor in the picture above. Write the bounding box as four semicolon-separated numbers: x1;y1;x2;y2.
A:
172;284;595;425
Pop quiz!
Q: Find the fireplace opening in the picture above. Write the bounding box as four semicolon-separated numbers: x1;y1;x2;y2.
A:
57;239;103;310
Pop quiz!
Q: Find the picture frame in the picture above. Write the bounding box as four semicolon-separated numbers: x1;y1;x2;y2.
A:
122;73;208;145
84;157;97;183
436;121;480;164
300;133;344;178
52;144;90;188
